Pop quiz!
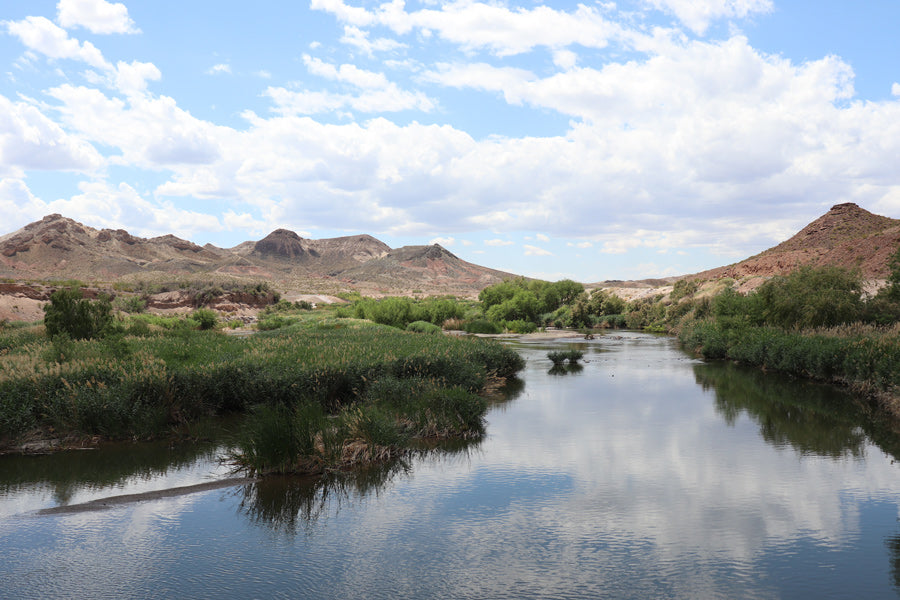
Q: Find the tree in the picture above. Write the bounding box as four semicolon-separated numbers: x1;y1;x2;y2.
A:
43;288;113;340
755;265;864;329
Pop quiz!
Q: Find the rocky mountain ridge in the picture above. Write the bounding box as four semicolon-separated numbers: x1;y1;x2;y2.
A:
0;214;515;297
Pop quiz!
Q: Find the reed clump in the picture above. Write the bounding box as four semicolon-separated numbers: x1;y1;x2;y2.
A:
547;349;584;366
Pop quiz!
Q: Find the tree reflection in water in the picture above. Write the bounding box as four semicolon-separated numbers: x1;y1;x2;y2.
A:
237;435;486;534
693;360;900;461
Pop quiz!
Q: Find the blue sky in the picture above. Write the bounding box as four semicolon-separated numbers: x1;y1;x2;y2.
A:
2;0;899;282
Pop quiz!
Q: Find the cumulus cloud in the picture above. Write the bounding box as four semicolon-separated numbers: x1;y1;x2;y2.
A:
0;94;103;173
524;244;552;256
429;236;455;246
312;0;622;57
340;25;406;56
5;16;109;69
46;84;223;168
0;179;49;226
645;0;773;35
56;0;139;35
46;180;221;238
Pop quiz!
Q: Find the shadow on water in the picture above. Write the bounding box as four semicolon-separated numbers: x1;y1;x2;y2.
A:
693;360;900;462
0;438;226;505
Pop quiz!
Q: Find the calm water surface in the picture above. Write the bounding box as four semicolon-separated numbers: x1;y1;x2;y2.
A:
3;332;900;599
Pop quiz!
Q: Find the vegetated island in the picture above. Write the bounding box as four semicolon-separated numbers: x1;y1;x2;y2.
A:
0;292;524;475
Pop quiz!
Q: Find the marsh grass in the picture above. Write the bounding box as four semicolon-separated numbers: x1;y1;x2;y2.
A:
0;320;525;470
678;320;900;402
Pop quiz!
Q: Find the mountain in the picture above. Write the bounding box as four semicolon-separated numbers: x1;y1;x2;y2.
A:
692;203;900;281
0;214;226;278
0;214;513;296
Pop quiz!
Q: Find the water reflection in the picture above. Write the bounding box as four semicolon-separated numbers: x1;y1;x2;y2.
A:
548;363;584;376
238;435;489;533
693;360;900;463
0;438;225;509
239;462;411;534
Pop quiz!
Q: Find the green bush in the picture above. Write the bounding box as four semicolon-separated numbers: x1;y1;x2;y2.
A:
505;319;537;334
115;295;146;314
406;321;442;334
463;319;503;334
257;315;292;331
755;265;864;329
192;308;218;330
43;288;113;340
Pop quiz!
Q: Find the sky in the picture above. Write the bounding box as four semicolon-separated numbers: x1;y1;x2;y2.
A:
2;0;899;282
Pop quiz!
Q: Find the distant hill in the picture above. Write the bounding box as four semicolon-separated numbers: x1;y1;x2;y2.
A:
691;203;900;282
337;244;517;295
0;214;515;297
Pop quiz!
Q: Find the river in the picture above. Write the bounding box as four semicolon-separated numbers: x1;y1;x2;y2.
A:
3;331;900;599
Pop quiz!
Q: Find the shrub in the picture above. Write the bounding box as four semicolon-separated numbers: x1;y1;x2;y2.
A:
463;319;503;334
114;295;146;314
257;315;291;331
755;265;864;329
43;288;113;340
192;308;218;330
505;319;537;334
406;321;442;334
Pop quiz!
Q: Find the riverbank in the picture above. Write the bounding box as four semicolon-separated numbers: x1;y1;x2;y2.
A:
678;320;900;418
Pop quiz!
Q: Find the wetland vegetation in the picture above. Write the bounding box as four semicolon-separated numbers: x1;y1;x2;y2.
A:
0;297;523;474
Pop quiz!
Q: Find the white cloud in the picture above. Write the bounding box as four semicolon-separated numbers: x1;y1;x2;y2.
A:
340;25;406;56
568;241;593;249
0;94;103;173
892;82;900;97
429;236;455;246
552;50;578;70
524;244;552;256
46;180;221;238
207;63;232;75
312;0;622;57
645;0;773;35
303;55;389;89
536;233;550;242
5;16;110;70
0;178;49;225
46;84;224;168
485;239;514;247
56;0;139;35
113;60;161;95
